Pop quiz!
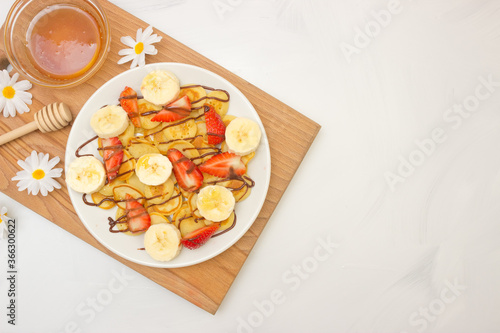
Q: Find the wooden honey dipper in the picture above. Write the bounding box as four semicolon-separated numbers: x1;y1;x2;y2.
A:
0;103;72;146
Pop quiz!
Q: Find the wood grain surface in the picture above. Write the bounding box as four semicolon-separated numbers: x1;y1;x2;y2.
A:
0;0;320;314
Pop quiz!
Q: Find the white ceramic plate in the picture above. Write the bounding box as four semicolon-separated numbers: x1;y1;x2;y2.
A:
65;63;271;268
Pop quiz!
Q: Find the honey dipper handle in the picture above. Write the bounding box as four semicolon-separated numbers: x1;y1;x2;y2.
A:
0;102;72;146
0;121;38;146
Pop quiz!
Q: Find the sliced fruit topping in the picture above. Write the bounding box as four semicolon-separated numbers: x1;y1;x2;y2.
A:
101;137;124;183
135;153;172;186
90;105;130;139
166;148;204;192
119;86;141;127
66;156;106;194
141;70;180;106
144;224;181;261
204;105;226;145
181;224;220;249
225;117;261;155
197;185;235;222
199;152;246;178
151;96;191;123
125;194;151;233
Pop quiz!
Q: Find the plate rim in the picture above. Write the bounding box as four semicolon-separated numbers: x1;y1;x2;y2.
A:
65;62;271;268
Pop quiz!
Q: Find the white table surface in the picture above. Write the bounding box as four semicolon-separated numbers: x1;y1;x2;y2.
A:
2;0;500;332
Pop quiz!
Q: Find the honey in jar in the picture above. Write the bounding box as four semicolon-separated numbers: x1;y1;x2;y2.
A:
26;4;101;79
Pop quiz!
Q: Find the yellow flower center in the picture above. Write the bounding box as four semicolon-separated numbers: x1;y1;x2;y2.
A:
32;169;45;180
134;42;144;55
2;86;15;99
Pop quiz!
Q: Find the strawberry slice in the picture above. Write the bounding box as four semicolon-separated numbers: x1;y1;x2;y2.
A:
181;224;220;249
119;86;141;127
125;194;151;233
204;105;226;145
199;152;246;178
166;148;203;192
151;96;191;123
101;137;124;183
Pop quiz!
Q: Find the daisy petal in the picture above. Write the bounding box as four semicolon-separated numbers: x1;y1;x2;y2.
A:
142;26;154;40
9;73;19;86
144;34;162;45
47;168;63;178
11;170;30;180
46;177;61;189
40;186;48;196
144;45;158;55
118;48;135;56
130;55;139;69
39;153;49;171
11;174;23;182
17;180;31;192
17;159;33;173
29;182;40;195
46;181;57;192
138;53;146;67
13;80;32;91
0;98;6;114
15;91;32;104
136;28;143;42
0;70;9;85
5;100;15;117
47;156;60;170
118;54;136;65
120;36;136;48
31;150;39;167
12;98;30;114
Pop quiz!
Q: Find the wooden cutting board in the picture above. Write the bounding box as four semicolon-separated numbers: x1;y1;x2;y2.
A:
0;0;320;314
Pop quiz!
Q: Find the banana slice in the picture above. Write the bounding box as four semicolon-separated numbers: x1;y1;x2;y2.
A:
225;117;262;156
197;185;235;222
66;156;106;194
141;70;180;106
135;153;173;186
90;105;130;139
144;223;182;262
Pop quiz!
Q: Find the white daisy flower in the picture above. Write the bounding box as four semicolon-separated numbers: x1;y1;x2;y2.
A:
118;26;162;69
11;151;63;196
0;206;9;239
0;69;32;118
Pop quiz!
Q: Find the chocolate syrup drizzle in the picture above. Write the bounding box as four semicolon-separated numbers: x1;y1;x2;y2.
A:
183;84;230;105
93;192;182;233
213;214;237;238
75;135;98;157
175;212;237;238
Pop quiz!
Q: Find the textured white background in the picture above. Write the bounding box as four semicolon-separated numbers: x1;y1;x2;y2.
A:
2;0;500;332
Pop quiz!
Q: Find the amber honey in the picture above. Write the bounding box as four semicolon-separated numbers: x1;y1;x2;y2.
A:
26;4;101;79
